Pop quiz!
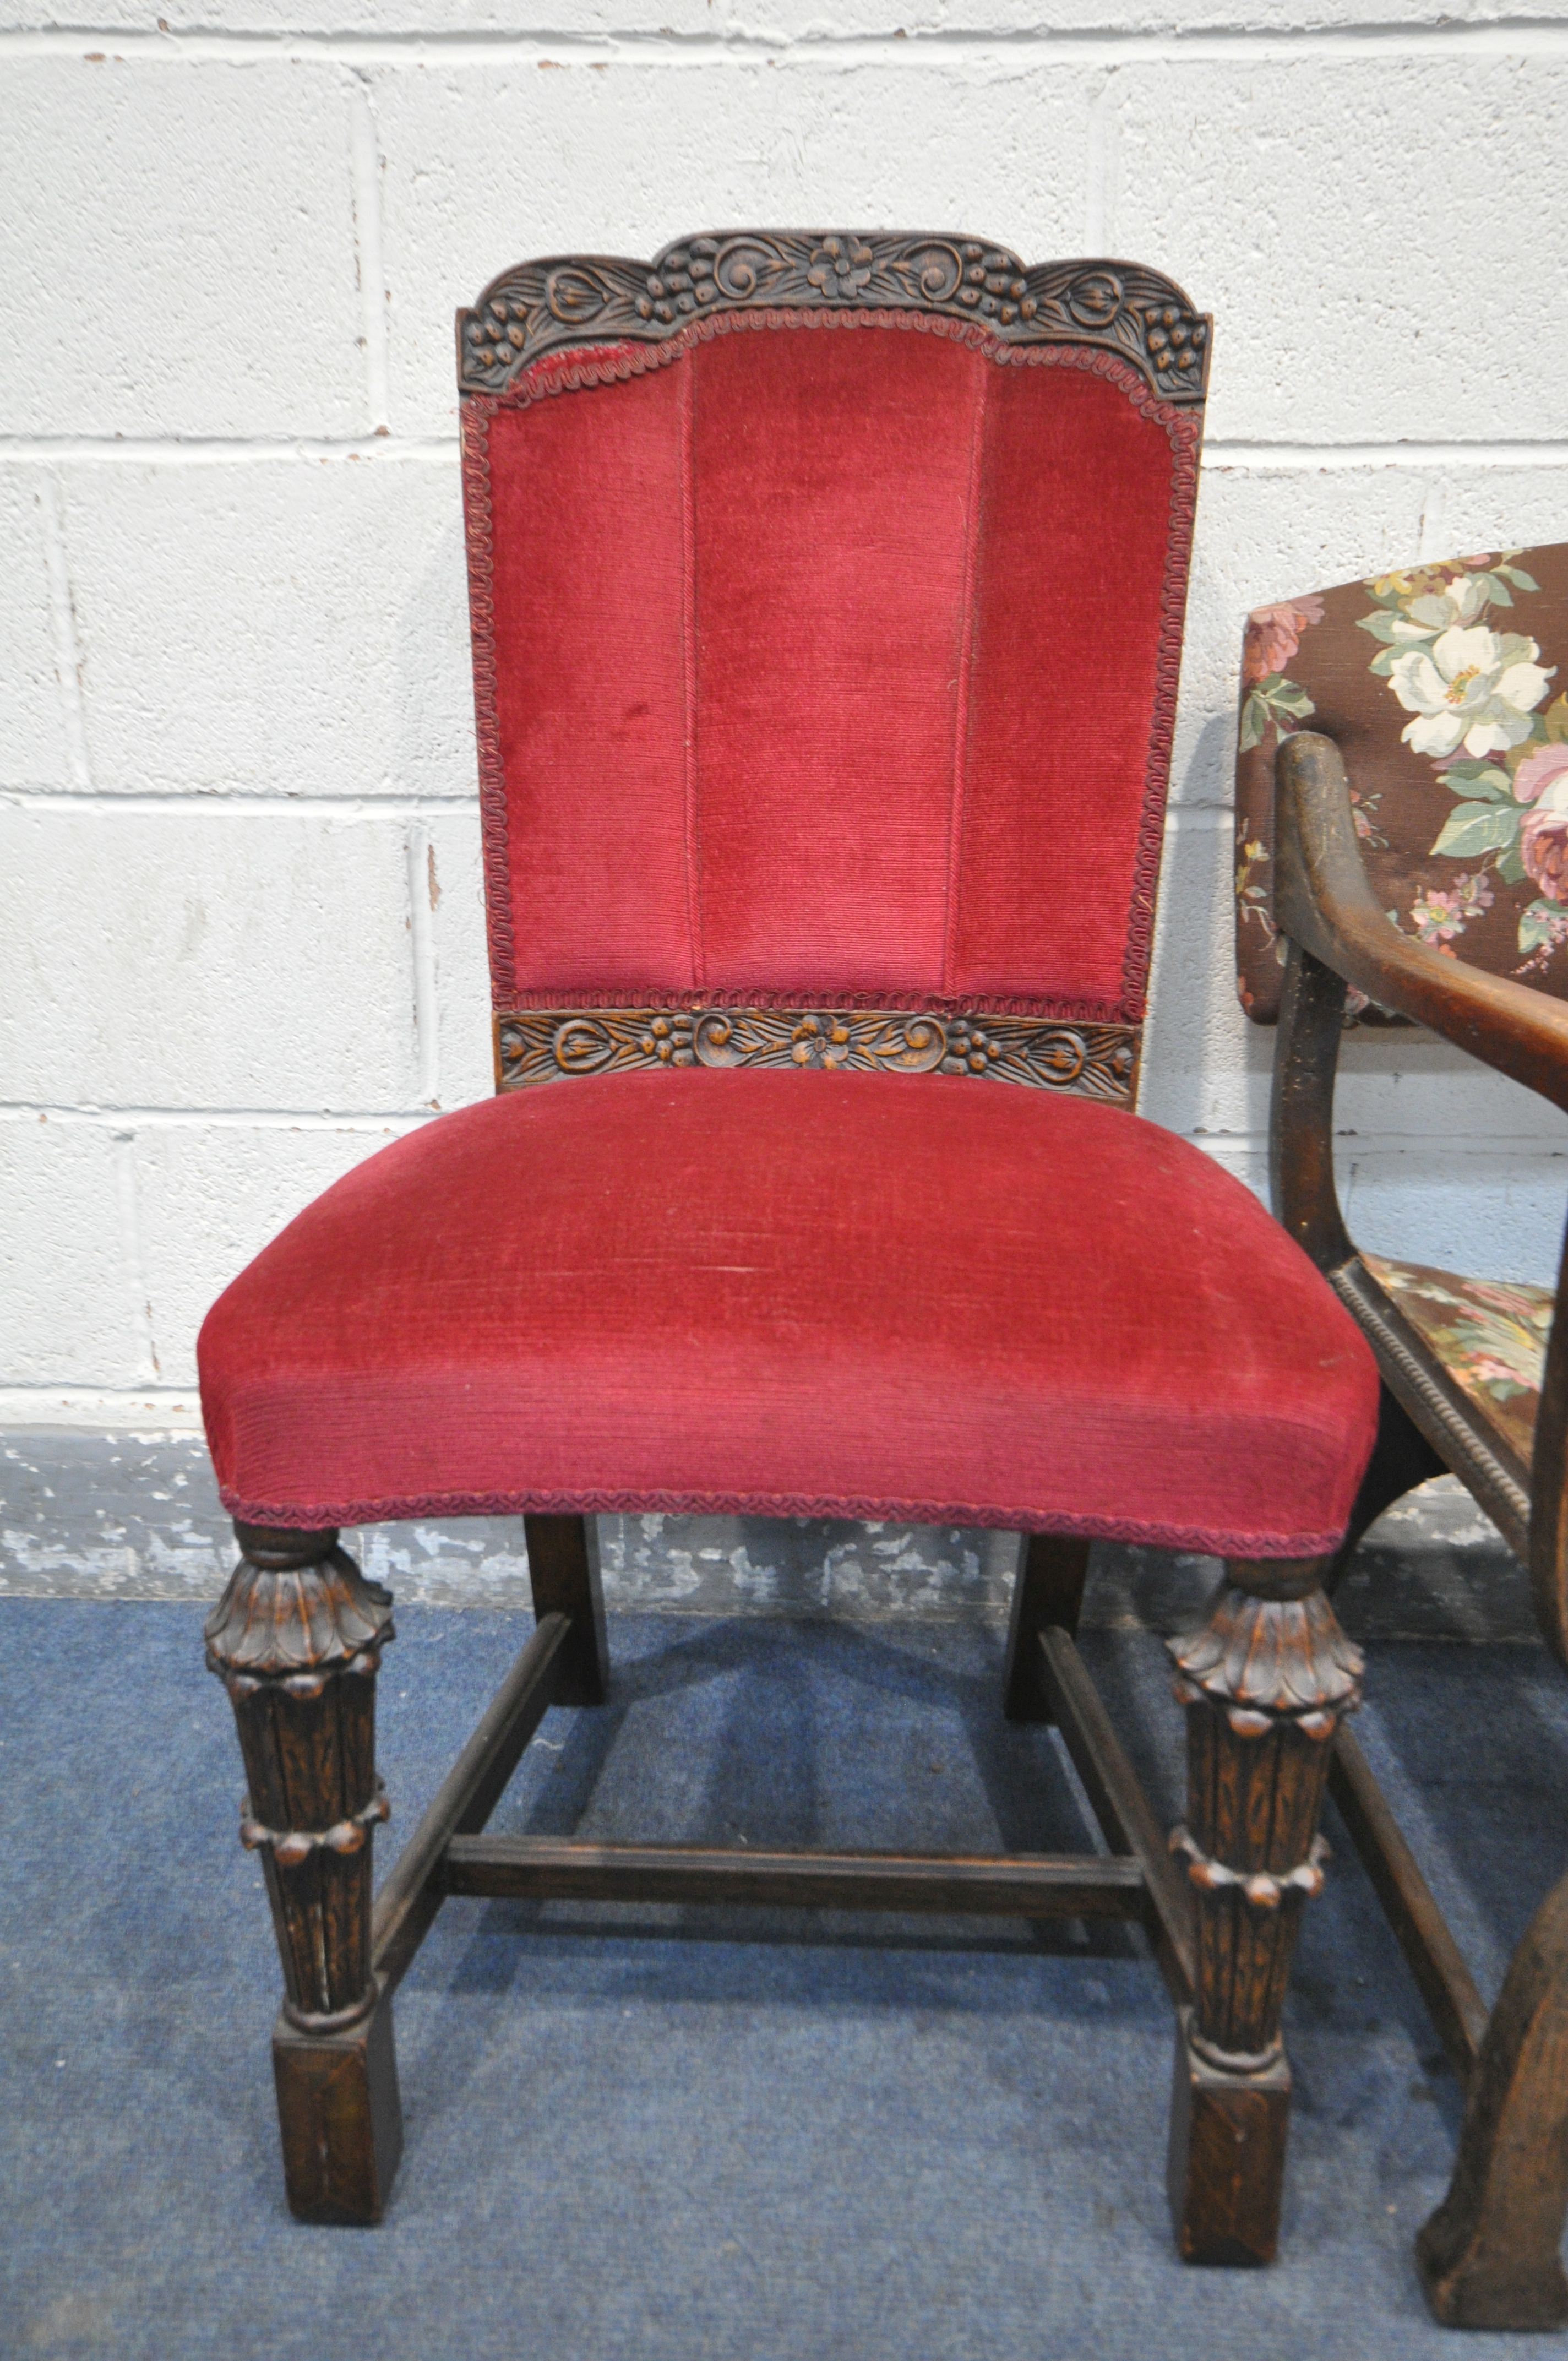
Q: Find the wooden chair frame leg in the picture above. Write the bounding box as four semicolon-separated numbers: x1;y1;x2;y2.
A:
205;1523;402;2224
1004;1534;1092;1721
209;1525;1365;2269
1164;1558;1364;2266
1416;1867;1568;2331
524;1513;609;1706
1330;1713;1568;2330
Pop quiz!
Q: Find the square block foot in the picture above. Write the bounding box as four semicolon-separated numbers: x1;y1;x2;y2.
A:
1417;2213;1568;2331
1167;2006;1291;2266
272;1986;403;2226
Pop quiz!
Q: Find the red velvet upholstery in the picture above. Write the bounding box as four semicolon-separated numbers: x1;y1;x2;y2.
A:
200;1071;1377;1556
467;315;1196;1022
201;281;1378;1560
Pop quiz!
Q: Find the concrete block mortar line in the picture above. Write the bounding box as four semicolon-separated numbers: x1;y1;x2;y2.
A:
0;436;458;464
35;471;92;792
406;817;440;1107
3;19;1568;62
112;1130;161;1383
0;790;481;815
0;790;1298;817
3;438;1567;469
1200;441;1568;469
347;69;390;433
6;1102;1566;1155
0;1104;434;1130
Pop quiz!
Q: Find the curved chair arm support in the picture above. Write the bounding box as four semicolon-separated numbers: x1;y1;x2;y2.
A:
1273;727;1568;1662
1274;732;1568;1114
1270;935;1354;1276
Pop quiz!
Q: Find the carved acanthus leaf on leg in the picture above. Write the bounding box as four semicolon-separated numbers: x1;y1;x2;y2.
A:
1169;1568;1363;2072
1166;1559;1363;2265
205;1525;396;2033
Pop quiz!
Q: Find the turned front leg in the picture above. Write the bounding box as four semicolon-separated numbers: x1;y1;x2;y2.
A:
205;1522;403;2223
1166;1558;1364;2266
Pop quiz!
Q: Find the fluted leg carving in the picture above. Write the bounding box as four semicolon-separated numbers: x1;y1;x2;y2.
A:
1165;1558;1363;2265
206;1522;404;2222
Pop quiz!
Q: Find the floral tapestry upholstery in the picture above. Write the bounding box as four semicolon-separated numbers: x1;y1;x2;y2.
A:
1234;543;1568;1022
1362;1253;1554;1467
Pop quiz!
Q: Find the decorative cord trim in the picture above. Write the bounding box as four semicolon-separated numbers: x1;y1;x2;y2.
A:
463;307;1202;1028
492;983;1142;1022
1124;388;1200;1018
217;1479;1349;1561
460;399;518;1004
1170;1825;1330;1911
239;1781;390;1869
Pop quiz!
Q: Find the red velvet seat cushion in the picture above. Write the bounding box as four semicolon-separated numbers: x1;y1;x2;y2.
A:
199;1071;1377;1557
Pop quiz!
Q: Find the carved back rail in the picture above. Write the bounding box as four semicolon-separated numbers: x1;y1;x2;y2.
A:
457;233;1211;405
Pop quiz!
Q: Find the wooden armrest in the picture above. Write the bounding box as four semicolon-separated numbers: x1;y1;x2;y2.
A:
1275;731;1568;1114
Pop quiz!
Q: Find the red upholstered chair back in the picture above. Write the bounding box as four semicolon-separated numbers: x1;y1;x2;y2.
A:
459;234;1208;1100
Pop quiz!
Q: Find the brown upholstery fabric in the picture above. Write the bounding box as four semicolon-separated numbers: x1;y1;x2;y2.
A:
1234;544;1568;1022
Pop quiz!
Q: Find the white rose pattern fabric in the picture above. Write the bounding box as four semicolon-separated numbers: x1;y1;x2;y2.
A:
1389;624;1552;760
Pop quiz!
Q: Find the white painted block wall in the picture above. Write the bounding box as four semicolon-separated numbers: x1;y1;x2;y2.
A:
2;0;1566;1424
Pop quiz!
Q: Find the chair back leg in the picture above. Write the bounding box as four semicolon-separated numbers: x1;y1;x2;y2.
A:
1003;1533;1092;1722
1417;1867;1568;2330
524;1513;610;1706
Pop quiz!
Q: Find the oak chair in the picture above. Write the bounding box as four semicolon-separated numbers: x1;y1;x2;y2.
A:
1235;543;1568;2328
198;232;1380;2268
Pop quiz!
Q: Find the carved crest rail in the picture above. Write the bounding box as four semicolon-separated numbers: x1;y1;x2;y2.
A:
458;232;1210;406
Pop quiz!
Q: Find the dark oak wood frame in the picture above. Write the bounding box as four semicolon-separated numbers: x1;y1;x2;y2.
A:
493;1008;1141;1103
205;233;1370;2282
206;1519;1361;2267
456;232;1210;406
1271;727;1568;2330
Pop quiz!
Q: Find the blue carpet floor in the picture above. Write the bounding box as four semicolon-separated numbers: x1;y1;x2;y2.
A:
4;1597;1568;2359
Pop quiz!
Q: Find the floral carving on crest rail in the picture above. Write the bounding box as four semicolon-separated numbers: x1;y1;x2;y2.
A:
494;1008;1139;1102
458;233;1209;404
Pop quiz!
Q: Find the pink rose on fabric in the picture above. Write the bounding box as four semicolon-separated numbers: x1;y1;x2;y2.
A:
1410;873;1493;944
1244;596;1324;684
1513;742;1568;805
1521;777;1568;901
